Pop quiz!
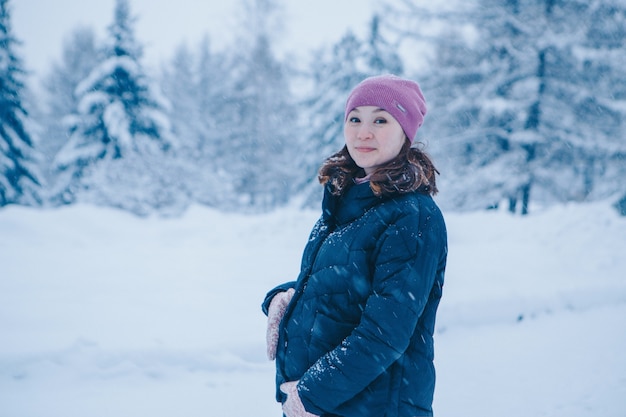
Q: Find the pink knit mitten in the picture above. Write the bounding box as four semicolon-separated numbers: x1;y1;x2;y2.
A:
280;381;319;417
266;288;295;360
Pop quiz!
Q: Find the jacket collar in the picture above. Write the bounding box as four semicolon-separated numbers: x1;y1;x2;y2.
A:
322;182;384;227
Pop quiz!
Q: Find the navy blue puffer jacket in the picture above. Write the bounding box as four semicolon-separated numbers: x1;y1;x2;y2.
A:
263;181;447;417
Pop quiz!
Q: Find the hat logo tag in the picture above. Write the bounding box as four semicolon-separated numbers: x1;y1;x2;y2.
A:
395;101;407;113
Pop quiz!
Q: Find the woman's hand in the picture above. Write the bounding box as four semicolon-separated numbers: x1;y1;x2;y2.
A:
280;380;319;417
266;288;295;360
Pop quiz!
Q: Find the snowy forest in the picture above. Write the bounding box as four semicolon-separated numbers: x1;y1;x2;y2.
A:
1;0;625;217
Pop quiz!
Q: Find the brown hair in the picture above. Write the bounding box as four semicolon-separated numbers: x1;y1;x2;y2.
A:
318;140;439;197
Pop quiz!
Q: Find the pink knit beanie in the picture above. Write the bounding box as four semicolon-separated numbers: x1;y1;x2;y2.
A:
344;74;427;143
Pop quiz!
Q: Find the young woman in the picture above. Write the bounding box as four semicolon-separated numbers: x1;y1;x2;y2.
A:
262;74;447;417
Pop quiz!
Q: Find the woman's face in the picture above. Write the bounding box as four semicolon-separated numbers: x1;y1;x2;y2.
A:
344;106;407;175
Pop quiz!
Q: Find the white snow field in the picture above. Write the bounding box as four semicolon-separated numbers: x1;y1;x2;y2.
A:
1;201;625;417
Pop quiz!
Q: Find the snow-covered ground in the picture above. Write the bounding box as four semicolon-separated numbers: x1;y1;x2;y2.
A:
1;201;625;417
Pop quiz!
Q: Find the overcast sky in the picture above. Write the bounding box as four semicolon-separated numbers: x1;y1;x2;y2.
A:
13;0;377;82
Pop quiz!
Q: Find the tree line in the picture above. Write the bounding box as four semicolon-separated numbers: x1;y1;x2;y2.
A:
1;0;625;216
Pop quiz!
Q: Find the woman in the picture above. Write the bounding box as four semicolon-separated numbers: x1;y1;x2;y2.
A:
262;74;447;417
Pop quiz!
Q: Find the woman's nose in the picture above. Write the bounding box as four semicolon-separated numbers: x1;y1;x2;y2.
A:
357;124;373;140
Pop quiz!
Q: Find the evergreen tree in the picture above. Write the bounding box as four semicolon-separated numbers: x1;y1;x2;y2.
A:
388;0;625;214
577;0;626;211
366;14;404;75
52;0;182;215
41;26;100;179
298;16;405;208
0;0;42;207
160;36;233;208
191;36;236;206
465;0;626;213
222;0;298;211
162;42;197;152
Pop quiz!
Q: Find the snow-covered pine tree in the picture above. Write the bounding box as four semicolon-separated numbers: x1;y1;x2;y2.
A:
453;0;626;214
366;14;404;76
41;26;100;181
160;36;233;208
388;0;622;215
576;0;626;213
191;36;237;207
52;0;183;216
0;0;42;207
414;1;549;214
161;43;197;153
221;0;298;212
297;15;405;208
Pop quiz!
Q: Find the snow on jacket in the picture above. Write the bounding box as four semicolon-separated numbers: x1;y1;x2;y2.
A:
263;181;447;417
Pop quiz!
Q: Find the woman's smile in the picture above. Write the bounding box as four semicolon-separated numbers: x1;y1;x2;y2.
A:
354;146;376;152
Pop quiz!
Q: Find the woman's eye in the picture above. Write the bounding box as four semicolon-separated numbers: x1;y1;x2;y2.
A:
374;118;387;124
349;117;361;123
